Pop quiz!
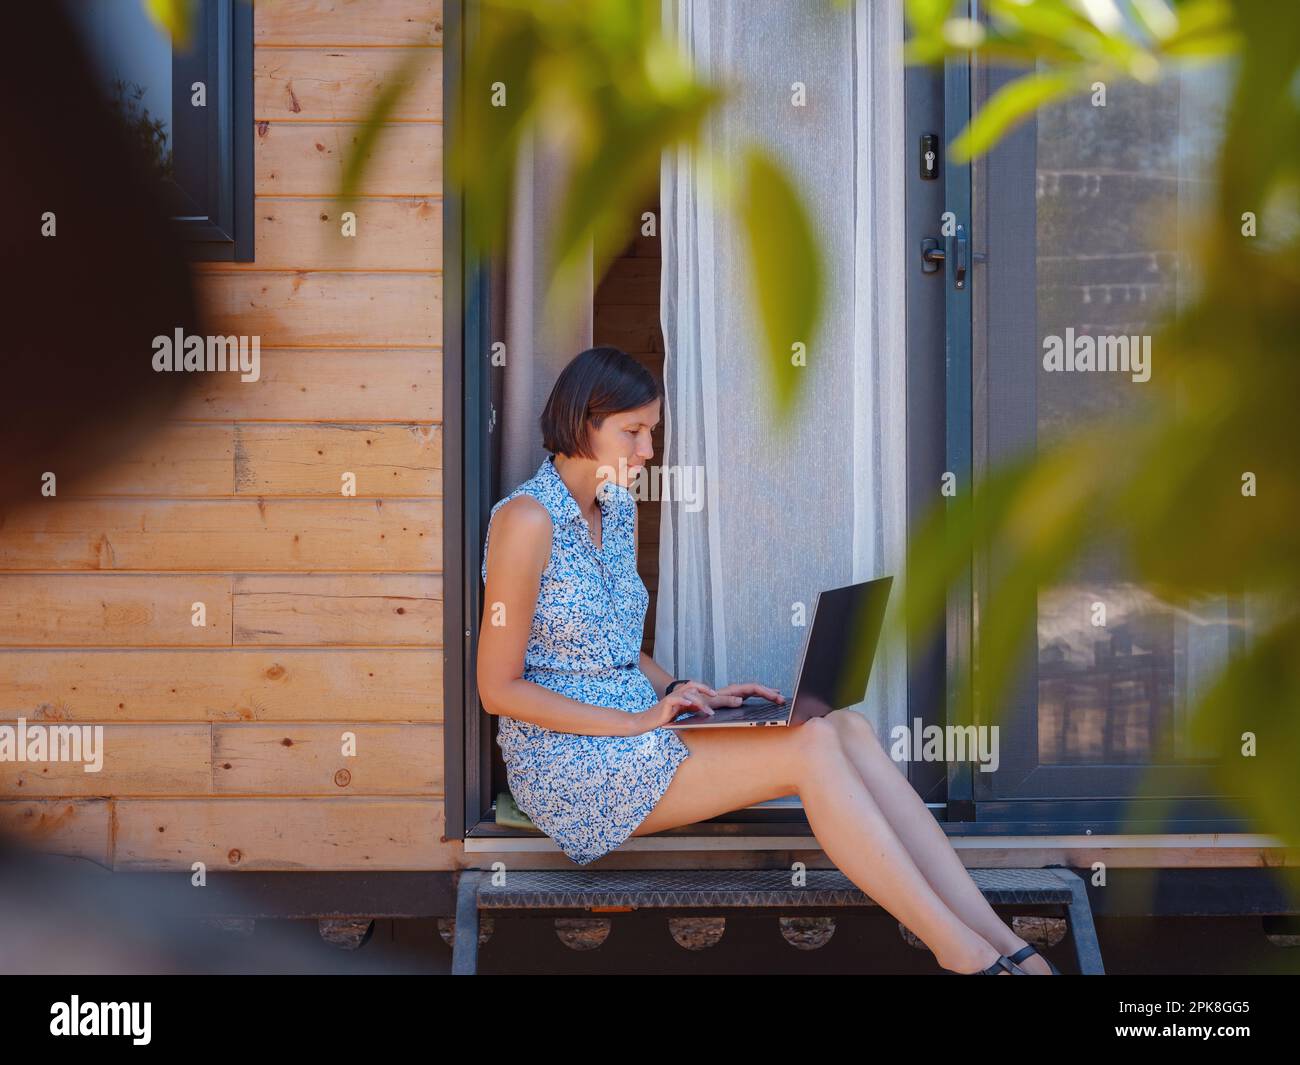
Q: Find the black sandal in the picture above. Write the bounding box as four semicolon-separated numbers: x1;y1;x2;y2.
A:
1007;943;1061;975
966;953;1029;975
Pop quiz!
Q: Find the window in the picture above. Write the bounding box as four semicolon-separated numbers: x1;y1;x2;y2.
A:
65;0;254;261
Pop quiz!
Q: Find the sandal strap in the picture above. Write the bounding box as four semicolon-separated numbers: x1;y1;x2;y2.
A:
1007;944;1039;965
1008;943;1060;973
980;954;1029;975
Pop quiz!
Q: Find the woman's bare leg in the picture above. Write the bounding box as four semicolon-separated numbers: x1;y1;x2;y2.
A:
823;708;1053;974
632;718;1010;973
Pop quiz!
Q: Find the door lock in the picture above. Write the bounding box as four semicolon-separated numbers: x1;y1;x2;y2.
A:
920;133;940;180
920;237;943;274
920;224;984;289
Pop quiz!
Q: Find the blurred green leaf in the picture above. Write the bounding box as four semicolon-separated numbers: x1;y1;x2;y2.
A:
906;0;960;35
451;0;724;320
1191;610;1300;847
338;46;432;207
541;68;724;340
453;4;550;264
1162;0;1237;49
949;69;1083;162
1128;0;1179;41
734;146;824;423
142;0;197;51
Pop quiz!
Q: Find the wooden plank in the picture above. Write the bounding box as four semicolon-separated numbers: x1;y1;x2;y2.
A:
195;198;440;271
0;576;231;647
625;350;666;375
0;500;439;571
0;725;211;797
256;122;441;196
0;723;441;797
255;0;445;47
69;424;235;496
212;724;441;794
594;257;661;304
0;800;111;865
113;798;459;870
256;48;441;121
0;650;441;723
63;423;441;497
169;349;441;422
594;304;663;353
629;230;662;258
635;500;662;540
199;272;439;346
0;576;442;646
234;424;442;496
234;574;441;646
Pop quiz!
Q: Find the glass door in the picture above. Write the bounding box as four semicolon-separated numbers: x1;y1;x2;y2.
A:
953;15;1250;826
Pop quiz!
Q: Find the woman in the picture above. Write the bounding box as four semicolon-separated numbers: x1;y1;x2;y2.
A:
478;346;1058;975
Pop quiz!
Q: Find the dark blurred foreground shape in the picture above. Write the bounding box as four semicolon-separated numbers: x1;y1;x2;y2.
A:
1;2;201;505
0;2;399;974
0;837;423;974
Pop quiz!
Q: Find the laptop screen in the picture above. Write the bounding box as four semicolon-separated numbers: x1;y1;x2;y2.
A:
797;578;892;711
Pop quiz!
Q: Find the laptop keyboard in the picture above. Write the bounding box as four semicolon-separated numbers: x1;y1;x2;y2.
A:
737;700;789;721
673;700;790;723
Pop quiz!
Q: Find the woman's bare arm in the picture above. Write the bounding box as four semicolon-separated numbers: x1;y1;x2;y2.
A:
639;650;675;700
477;495;642;737
632;498;676;699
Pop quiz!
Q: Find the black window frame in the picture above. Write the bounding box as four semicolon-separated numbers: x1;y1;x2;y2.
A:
67;0;254;262
172;0;254;261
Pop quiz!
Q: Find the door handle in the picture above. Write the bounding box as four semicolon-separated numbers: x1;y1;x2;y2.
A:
921;226;984;288
921;237;944;273
953;225;967;290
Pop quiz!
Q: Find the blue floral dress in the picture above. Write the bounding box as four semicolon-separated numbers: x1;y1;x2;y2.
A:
480;453;692;864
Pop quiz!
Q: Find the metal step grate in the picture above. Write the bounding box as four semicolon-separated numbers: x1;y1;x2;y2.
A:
475;866;1076;910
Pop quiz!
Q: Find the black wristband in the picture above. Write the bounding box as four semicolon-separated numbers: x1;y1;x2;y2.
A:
665;679;689;696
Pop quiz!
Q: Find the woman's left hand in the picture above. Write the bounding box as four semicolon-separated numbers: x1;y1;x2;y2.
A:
665;679;720;713
708;681;784;708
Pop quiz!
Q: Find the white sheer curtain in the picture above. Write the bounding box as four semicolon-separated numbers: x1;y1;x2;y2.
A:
655;0;907;733
498;126;593;495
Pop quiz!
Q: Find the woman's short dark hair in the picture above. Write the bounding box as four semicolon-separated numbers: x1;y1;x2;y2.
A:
540;345;663;459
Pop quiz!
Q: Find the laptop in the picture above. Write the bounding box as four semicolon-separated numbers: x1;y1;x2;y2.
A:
664;576;893;729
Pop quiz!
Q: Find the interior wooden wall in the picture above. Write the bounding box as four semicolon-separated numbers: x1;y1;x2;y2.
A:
593;194;665;659
0;0;461;872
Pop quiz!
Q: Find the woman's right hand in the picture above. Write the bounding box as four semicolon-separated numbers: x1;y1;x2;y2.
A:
630;683;717;734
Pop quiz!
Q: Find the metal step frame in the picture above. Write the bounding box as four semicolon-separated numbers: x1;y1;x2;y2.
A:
451;865;1104;974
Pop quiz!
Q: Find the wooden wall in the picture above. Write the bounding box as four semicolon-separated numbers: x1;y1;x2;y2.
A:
593;194;666;657
0;0;461;871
